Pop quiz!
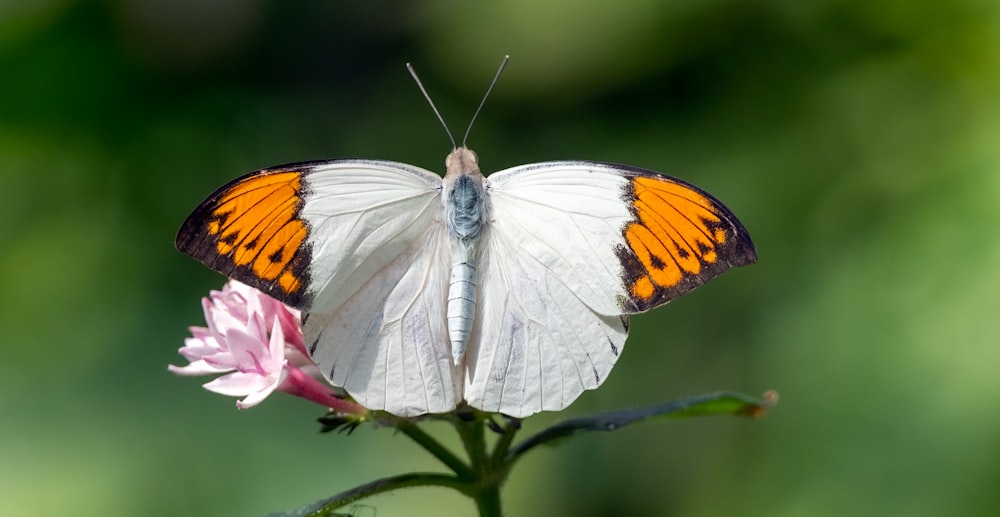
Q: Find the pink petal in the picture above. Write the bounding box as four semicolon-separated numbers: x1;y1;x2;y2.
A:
177;335;222;362
225;324;282;374
205;304;247;342
235;388;276;409
267;318;286;365
201;352;240;370
189;326;213;341
168;361;233;376
203;369;281;398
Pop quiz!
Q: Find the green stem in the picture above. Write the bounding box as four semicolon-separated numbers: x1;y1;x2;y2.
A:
455;417;488;470
299;472;469;517
472;483;503;517
453;416;505;517
489;418;519;467
396;419;475;479
297;392;771;517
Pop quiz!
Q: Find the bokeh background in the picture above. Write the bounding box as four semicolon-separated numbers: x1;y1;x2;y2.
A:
3;1;999;516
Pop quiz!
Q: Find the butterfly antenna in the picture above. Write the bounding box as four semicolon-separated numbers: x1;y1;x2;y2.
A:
462;55;509;148
407;62;457;149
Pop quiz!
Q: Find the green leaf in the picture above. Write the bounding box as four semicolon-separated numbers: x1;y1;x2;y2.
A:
507;391;776;463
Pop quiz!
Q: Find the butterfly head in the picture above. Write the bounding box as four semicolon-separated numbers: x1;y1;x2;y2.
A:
445;147;481;180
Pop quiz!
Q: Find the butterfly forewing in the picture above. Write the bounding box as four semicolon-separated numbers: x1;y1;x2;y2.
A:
295;160;443;314
616;169;757;312
465;223;628;416
176;166;315;308
176;160;445;313
485;161;756;316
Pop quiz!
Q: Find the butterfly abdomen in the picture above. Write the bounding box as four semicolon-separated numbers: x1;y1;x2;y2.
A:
445;173;486;365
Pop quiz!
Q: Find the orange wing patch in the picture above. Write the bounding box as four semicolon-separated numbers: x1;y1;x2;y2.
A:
618;175;756;312
176;169;312;307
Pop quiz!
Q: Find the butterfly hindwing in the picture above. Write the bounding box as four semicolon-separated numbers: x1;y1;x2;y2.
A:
305;224;462;416
465;223;628;416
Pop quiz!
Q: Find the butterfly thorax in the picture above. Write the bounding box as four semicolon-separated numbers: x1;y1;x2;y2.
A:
442;147;488;366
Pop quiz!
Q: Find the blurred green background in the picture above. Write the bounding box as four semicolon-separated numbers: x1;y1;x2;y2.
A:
3;0;999;515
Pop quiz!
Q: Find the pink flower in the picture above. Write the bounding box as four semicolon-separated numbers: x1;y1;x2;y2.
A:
171;280;365;415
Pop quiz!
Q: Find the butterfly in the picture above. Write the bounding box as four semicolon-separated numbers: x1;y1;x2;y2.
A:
176;62;756;418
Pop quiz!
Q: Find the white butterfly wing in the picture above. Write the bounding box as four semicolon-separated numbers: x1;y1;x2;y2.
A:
463;224;628;416
300;160;444;313
176;159;461;415
464;161;756;416
460;163;633;416
305;223;461;415
297;160;466;416
485;163;637;312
